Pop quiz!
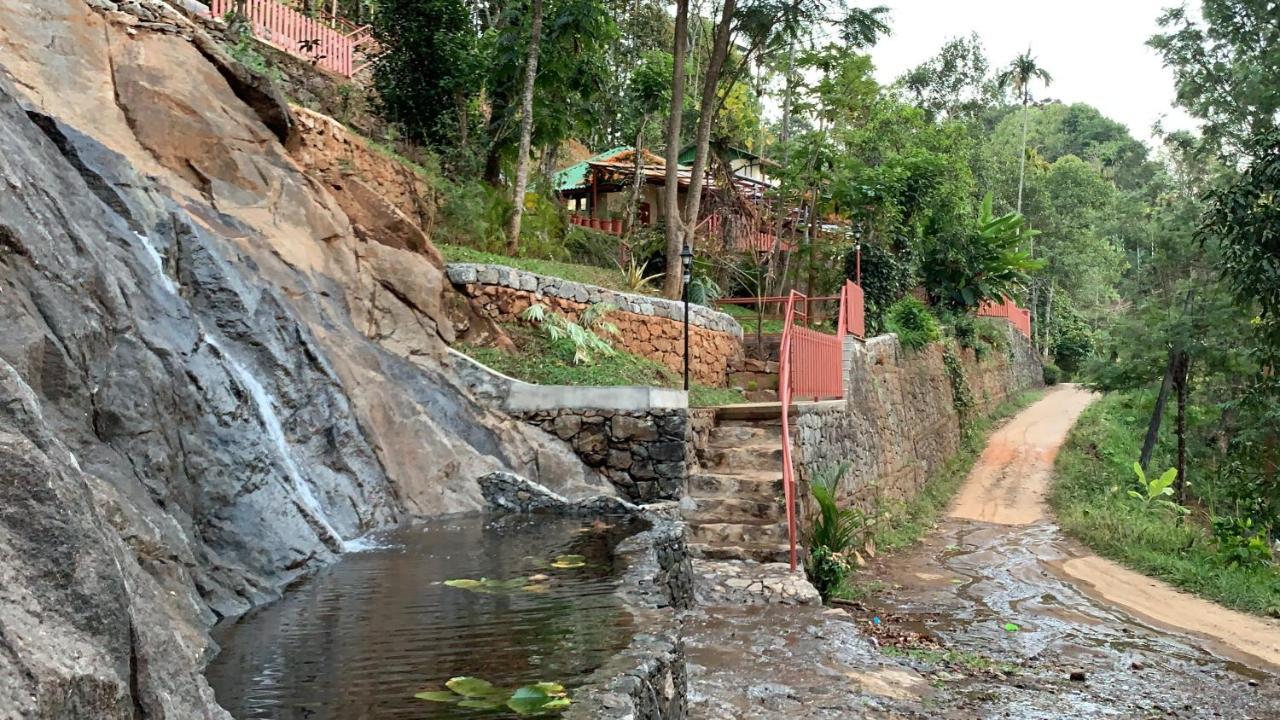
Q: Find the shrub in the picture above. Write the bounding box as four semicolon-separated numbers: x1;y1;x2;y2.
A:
520;303;619;365
844;239;918;335
1042;362;1061;385
884;297;941;350
805;463;861;600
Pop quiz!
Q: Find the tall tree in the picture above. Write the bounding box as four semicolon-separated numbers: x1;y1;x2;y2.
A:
505;0;546;252
996;48;1053;214
661;0;690;298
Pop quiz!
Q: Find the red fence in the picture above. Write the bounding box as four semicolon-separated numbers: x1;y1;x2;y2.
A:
977;296;1031;339
209;0;372;77
777;279;865;571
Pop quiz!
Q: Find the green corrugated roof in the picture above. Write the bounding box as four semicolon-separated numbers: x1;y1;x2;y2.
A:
553;146;633;192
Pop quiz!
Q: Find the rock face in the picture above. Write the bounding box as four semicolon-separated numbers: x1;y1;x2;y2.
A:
0;0;608;716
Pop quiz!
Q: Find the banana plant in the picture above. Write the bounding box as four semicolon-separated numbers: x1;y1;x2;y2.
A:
1128;462;1188;515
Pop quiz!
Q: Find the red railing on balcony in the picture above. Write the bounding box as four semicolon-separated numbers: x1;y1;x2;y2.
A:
209;0;373;78
977;296;1032;339
777;279;864;571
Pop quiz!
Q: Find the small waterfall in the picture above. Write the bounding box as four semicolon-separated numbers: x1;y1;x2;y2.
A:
134;232;178;296
204;334;348;552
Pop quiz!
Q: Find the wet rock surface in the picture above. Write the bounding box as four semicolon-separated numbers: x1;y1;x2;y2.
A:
0;0;611;715
693;559;820;606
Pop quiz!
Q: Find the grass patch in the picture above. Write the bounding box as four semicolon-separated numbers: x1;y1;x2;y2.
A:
440;244;634;293
459;324;747;408
1050;391;1280;617
720;304;785;335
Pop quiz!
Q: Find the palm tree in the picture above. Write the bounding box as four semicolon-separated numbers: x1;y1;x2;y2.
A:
996;48;1053;214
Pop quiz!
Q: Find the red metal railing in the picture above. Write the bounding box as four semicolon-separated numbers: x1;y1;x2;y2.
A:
777;279;865;571
209;0;373;77
977;296;1031;339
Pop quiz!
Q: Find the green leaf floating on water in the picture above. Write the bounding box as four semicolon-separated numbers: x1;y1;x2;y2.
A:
1003;622;1020;632
446;676;502;698
444;577;529;594
507;684;572;714
413;691;460;703
416;677;572;713
549;554;586;569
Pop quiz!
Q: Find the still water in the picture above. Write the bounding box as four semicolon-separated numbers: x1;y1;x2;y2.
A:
206;514;638;719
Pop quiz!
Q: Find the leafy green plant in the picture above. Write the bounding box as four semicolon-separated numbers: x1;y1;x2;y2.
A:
617;257;662;293
1128;463;1187;515
415;677;571;714
1211;516;1274;569
688;273;724;307
1042;362;1061;385
806;462;863;599
942;342;974;421
520;303;619;365
922;192;1043;311
884;297;941;350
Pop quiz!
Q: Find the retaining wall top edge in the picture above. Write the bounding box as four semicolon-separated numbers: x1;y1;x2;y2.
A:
503;382;689;413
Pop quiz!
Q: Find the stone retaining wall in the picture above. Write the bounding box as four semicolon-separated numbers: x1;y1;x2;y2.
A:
516;408;688;503
794;324;1043;511
446;264;743;386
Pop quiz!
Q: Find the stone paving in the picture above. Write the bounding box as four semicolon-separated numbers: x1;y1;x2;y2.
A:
693;559;821;606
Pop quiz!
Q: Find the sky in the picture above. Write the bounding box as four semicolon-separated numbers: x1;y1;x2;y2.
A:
862;0;1197;145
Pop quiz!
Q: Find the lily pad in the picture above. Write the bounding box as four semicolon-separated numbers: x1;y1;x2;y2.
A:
529;682;567;697
458;699;504;709
446;676;502;698
414;691;460;703
550;554;586;569
443;578;483;590
507;685;562;715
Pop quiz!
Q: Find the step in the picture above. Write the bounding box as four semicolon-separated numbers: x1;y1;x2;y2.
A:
705;444;783;472
686;472;783;501
714;403;784;423
685;496;784;524
690;542;797;564
689;520;790;546
706;425;779;449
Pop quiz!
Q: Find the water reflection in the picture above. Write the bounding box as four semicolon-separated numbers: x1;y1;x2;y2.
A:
206;514;637;719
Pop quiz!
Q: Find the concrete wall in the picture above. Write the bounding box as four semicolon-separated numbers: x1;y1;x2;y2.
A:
794;324;1042;511
446;263;743;386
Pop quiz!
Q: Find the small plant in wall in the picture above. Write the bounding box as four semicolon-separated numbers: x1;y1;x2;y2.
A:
520;303;619;365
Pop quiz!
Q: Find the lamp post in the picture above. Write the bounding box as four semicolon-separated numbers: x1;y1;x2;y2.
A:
681;243;694;392
853;225;863;286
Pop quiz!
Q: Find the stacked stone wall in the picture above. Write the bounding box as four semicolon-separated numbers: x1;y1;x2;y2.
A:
793;324;1043;512
446;264;742;386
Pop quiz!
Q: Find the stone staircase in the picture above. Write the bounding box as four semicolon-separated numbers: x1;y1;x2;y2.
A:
684;415;794;563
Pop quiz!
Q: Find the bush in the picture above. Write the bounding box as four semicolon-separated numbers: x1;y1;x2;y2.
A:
844;239;918;335
1042;362;1061;385
884;297;941;350
805;462;859;600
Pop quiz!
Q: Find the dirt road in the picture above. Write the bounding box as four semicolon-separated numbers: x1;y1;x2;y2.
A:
864;385;1280;717
686;385;1280;719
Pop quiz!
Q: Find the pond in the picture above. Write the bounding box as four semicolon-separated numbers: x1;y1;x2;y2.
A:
205;514;639;719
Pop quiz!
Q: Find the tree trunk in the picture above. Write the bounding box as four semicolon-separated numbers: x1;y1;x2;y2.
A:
624;120;649;243
1042;281;1054;358
1016;92;1029;214
660;0;690;299
504;0;545;254
676;0;736;265
1140;351;1176;472
1174;352;1190;505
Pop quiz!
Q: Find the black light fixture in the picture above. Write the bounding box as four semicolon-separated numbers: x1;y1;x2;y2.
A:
681;243;694;392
